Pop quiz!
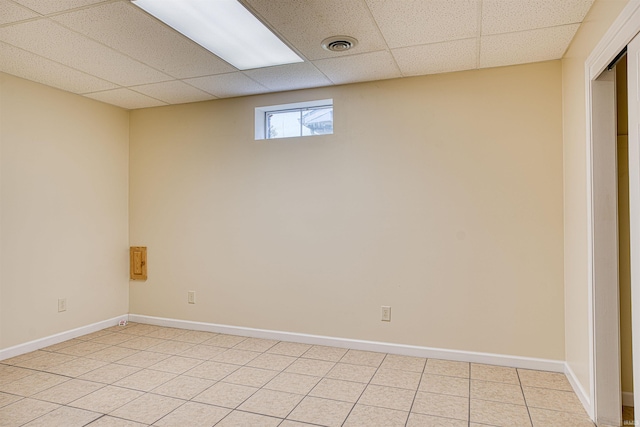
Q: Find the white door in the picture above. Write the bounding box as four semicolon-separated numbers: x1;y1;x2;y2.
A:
628;31;640;413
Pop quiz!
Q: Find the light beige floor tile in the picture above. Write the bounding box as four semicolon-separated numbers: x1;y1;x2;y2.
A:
117;324;159;337
471;363;520;384
279;421;317;427
151;375;215;400
222;366;278;387
154;401;230;427
113;368;176;391
325;363;376;383
309;378;366;402
171;330;217;344
0;365;35;385
340;349;386;367
407;412;468;427
358;384;416;411
343;404;408;427
264;372;321;395
522;386;586;414
145;327;187;340
146;340;194;355
42;339;84;352
1;351;49;366
178;344;226;360
202;334;247;348
372;368;421;390
184;361;239;381
238;388;303;418
115;351;170;368
0;397;59;427
517;369;572;391
216;410;282;427
117;336;165;351
86;416;147;426
212;349;261;365
470;399;531;427
0;392;22;408
78;364;140;384
148;355;203;374
22;406;100;426
419;374;469;397
69;385;144;413
381;354;427;373
233;338;279;352
301;345;348;362
32;379;104;404
285;358;335;377
529;407;595;426
0;371;69;396
15;352;76;370
247;353;297;371
287;396;353;427
90;333;134;346
193;381;258;409
266;342;312;357
79;330;114;341
412;391;469;421
109;393;184;424
471;379;525;405
424;359;469;378
57;342;110;357
86;346;139;363
46;357;108;377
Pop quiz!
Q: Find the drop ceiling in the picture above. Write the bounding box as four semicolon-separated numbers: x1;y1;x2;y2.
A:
0;0;595;109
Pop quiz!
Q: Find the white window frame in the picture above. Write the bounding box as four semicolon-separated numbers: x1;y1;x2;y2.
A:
255;99;333;140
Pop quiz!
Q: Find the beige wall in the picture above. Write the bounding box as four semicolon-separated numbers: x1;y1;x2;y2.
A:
562;0;629;394
130;61;565;359
0;73;130;349
617;55;633;394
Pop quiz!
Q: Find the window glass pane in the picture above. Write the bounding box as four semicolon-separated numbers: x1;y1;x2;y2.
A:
266;110;302;139
301;107;333;135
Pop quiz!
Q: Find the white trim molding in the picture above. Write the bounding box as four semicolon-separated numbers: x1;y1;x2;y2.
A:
623;392;635;408
565;362;592;414
129;314;566;372
0;314;128;361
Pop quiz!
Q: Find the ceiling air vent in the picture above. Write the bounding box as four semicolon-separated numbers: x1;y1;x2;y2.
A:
321;36;358;52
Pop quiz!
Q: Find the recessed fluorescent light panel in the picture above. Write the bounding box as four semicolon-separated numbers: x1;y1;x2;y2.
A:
131;0;303;70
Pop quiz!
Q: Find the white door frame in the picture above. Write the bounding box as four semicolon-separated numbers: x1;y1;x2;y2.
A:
585;0;640;422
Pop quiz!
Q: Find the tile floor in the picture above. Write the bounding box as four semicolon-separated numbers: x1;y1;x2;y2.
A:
0;322;603;426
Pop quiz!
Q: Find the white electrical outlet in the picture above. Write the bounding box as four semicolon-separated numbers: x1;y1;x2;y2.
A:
188;291;196;304
58;298;67;312
381;306;391;322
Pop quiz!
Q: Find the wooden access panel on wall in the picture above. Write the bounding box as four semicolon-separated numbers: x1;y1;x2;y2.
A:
130;246;147;280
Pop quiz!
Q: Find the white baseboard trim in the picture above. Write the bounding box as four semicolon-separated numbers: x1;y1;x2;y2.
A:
564;362;593;419
129;314;566;372
0;314;129;361
623;391;634;407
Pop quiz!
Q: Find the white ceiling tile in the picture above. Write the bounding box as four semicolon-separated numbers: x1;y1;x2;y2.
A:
365;0;479;48
245;0;387;60
0;19;171;86
52;2;235;79
0;41;118;93
0;0;39;25
393;38;478;76
312;51;401;85
11;0;107;15
480;24;580;68
84;88;167;110
184;73;269;98
482;0;594;35
131;81;216;105
244;62;331;92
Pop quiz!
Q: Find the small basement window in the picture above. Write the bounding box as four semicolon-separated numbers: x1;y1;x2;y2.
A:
255;99;333;140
